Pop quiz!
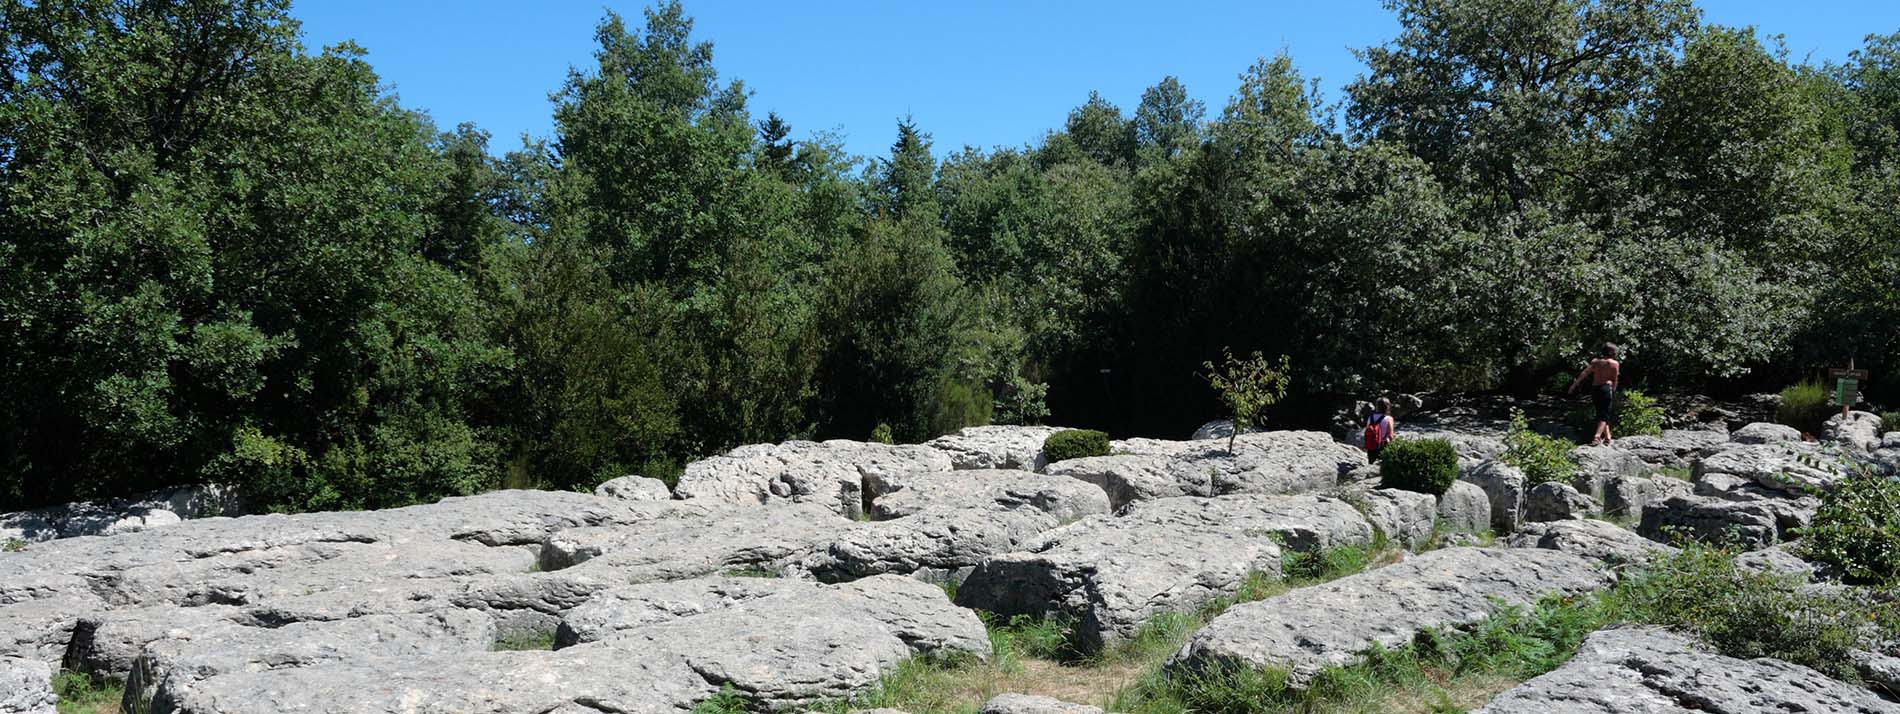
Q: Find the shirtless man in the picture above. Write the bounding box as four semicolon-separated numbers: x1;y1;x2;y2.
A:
1569;343;1621;446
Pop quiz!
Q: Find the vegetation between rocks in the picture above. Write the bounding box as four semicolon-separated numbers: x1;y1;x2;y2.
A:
1777;381;1834;436
1801;463;1900;585
1041;430;1111;465
54;671;121;714
1504;408;1578;486
1376;439;1458;496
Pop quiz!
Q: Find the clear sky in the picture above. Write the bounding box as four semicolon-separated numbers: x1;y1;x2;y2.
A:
290;1;1900;161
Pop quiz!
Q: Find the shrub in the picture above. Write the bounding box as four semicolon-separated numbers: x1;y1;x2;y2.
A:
1377;438;1458;495
1042;429;1110;464
870;423;895;445
1801;464;1900;585
1201;349;1292;453
1882;412;1900;435
1776;380;1832;436
1505;408;1578;486
1616;389;1664;437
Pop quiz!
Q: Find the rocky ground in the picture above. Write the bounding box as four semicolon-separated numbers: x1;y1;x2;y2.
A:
2;405;1898;713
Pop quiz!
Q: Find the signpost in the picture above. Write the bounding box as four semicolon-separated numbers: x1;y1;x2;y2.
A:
1831;360;1869;417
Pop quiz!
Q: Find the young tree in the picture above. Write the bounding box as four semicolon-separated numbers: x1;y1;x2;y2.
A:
1202;350;1293;453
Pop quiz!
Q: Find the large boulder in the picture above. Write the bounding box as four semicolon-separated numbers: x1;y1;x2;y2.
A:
1475;627;1899;713
1525;482;1600;523
1171;548;1610;688
956;495;1373;650
866;470;1107;522
1435;481;1490;536
1637;495;1781;549
1045;431;1360;510
1189;419;1263;442
924;425;1064;471
1730;421;1802;445
1602;475;1691;520
1460;460;1528;533
593;476;671;501
539;502;849;577
0;657;53;714
674;440;953;518
1568;445;1650;499
1827;411;1886;453
1406;429;1507;468
0;482;248;544
1356;488;1438;551
1612;429;1729;469
1694;443;1843;496
1504;519;1675;565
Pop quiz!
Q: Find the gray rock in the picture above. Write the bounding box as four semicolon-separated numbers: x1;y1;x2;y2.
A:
593;475;672;501
1525;482;1600;522
1637;495;1780;549
1475;626;1899;713
66;605;245;680
1406;429;1507;468
1694;443;1843;496
802;507;1071;583
541;502;850;579
0;657;52;714
1852;649;1900;700
0;482;248;544
1047;431;1360;511
1357;488;1438;551
1613;430;1729;469
1171;548;1610;688
1828;411;1885;453
867;470;1108;522
1569;446;1650;500
553;577;804;647
1435;481;1490;536
1189;419;1263;442
980;693;1104;714
925;426;1064;471
0;594;108;665
957;495;1373;650
1603;475;1691;519
1460;460;1528;533
674;440;953;518
1731;421;1803;445
1504;520;1675;565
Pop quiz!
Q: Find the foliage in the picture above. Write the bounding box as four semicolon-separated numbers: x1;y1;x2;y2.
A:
1777;380;1834;436
1505;408;1580;486
492;629;558;651
2;538;24;553
1201;351;1292;453
870;423;895;445
1882;412;1900;435
1376;439;1458;495
1042;429;1111;465
689;685;750;714
1801;464;1900;584
54;671;122;714
1616;390;1666;437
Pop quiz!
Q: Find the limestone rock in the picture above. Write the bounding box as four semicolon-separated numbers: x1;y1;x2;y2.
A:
1460;460;1527;533
1694;442;1843;496
593;476;672;501
1406;429;1507;467
1435;481;1490;536
0;657;52;714
674;440;953;518
1190;419;1263;442
1732;543;1834;580
1357;488;1438;551
802;507;1070;583
1827;411;1885;453
957;495;1372;650
1731;421;1802;445
540;502;849;579
1637;495;1780;549
925;426;1064;471
1569;446;1650;499
1172;548;1610;688
1525;482;1600;522
1046;431;1359;511
980;693;1105;714
0;482;248;544
1603;475;1691;519
867;470;1108;522
1612;429;1729;469
1504;520;1674;565
1474;626;1899;713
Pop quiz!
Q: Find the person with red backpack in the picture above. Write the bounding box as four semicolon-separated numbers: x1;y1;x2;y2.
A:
1362;396;1396;462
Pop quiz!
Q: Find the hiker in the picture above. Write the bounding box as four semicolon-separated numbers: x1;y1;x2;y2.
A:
1569;343;1621;446
1362;396;1396;462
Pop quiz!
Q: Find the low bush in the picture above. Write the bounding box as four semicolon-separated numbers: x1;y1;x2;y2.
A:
1377;438;1458;495
1616;389;1665;437
1043;429;1110;464
1800;463;1900;585
1882;412;1900;435
54;671;123;714
870;423;895;445
1777;380;1832;436
1505;408;1578;486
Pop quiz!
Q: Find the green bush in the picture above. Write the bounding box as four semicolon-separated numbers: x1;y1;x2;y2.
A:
1882;412;1900;435
1504;408;1578;486
1042;429;1110;464
870;423;895;445
1377;438;1458;495
1776;380;1832;436
1801;464;1900;585
1616;389;1665;437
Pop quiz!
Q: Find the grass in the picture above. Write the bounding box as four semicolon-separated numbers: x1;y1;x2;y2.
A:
493;628;558;651
1660;465;1693;481
55;671;121;714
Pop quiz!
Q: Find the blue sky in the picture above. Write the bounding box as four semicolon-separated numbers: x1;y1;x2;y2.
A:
292;1;1900;161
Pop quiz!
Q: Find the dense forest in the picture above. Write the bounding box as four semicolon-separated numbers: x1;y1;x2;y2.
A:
1;0;1895;512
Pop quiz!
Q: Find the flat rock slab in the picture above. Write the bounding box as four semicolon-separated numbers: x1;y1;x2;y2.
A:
803;507;1069;583
1637;495;1784;549
674;440;953;518
980;693;1105;714
1504;520;1675;565
1046;431;1361;510
957;495;1372;650
0;657;53;714
867;470;1108;522
1694;443;1842;496
1171;547;1611;687
541;502;851;579
1475;626;1900;713
1612;430;1729;469
924;426;1063;471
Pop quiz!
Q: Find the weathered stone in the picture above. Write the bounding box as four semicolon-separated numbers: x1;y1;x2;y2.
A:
66;605;245;680
552;577;803;647
1190;419;1264;442
1407;429;1507;467
1569;445;1650;499
1730;421;1802;445
1474;626;1899;713
1435;481;1489;536
0;657;53;714
1733;543;1830;580
802;507;1070;583
980;693;1104;714
1504;519;1675;565
1460;460;1527;533
957;495;1373;650
867;470;1108;522
0;483;248;544
1172;548;1610;688
1828;411;1886;453
593;475;672;501
1357;488;1437;551
0;594;107;665
1047;431;1360;511
1525;482;1600;522
924;426;1063;471
1637;495;1779;549
1603;475;1691;519
674;440;953;518
1694;442;1843;496
541;502;850;579
1612;430;1729;469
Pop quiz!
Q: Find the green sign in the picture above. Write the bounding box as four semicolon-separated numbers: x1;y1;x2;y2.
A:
1839;378;1859;408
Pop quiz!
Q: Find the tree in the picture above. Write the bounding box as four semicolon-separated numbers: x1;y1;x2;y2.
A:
758;111;795;171
1135;76;1205;159
1202;350;1292;453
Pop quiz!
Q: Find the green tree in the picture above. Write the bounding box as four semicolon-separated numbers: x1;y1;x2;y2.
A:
1201;350;1292;453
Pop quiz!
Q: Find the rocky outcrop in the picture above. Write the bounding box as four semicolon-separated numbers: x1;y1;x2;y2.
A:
1190;419;1264;442
1827;411;1886;453
1637;495;1781;549
1435;480;1490;536
865;470;1106;522
1603;475;1691;519
1356;488;1438;551
0;657;53;714
1612;429;1729;469
956;494;1373;650
1460;460;1528;533
0;483;248;544
1171;548;1610;688
1504;519;1675;565
593;475;672;501
1525;482;1600;522
924;426;1063;471
1045;431;1360;510
1694;443;1842;496
1731;421;1803;444
674;440;954;518
1475;627;1899;713
1568;445;1650;500
540;501;849;577
980;693;1105;714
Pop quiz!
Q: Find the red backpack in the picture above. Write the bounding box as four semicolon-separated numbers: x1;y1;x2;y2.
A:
1362;414;1391;452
